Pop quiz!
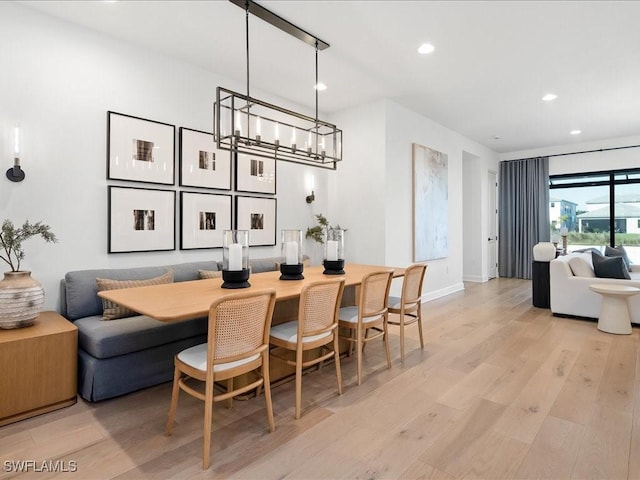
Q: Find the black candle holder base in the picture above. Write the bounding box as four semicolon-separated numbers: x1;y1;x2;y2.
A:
279;263;304;280
323;259;345;275
221;269;251;289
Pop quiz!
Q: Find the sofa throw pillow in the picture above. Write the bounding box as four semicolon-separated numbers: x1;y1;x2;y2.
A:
568;254;595;277
199;269;222;279
591;252;631;280
96;270;174;320
605;245;632;270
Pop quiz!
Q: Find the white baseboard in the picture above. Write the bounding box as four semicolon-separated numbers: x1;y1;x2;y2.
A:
423;282;465;303
463;274;486;283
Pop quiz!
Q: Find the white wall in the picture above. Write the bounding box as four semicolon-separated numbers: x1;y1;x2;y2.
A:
327;101;387;265
0;3;330;311
329;99;500;300
462;151;484;282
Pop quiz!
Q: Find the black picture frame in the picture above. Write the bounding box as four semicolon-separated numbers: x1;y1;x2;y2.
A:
235;153;277;195
108;186;176;253
179;127;231;190
107;111;175;185
235;195;277;246
180;191;232;250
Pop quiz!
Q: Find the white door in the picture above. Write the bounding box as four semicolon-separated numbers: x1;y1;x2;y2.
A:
487;171;498;279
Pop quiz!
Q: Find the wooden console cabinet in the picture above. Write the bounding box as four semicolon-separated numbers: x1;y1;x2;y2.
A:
0;311;78;426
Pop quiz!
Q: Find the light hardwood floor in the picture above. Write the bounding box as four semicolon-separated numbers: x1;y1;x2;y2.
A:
2;278;639;479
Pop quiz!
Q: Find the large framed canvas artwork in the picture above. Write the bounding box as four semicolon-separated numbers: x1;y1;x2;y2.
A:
413;143;448;261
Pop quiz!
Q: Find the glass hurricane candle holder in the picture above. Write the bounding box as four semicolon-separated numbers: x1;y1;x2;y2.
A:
280;229;304;280
222;230;250;288
323;228;345;275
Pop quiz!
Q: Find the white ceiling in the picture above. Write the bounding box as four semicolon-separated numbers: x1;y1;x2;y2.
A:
19;0;640;153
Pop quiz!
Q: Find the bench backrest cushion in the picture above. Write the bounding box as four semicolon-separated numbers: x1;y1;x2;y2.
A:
63;260;219;320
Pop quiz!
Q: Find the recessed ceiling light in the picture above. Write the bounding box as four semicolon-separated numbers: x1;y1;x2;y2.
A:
542;93;558;102
314;83;327;91
418;43;435;55
570;130;582;135
492;135;500;140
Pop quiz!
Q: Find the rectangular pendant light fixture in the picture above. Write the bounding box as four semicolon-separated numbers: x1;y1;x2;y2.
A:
214;0;342;169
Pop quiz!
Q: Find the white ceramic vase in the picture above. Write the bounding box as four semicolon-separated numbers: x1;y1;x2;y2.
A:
0;271;44;328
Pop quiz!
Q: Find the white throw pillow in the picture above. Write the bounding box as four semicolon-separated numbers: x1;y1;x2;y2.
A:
568;254;595;278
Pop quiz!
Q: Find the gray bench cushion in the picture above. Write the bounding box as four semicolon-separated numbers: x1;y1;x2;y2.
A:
75;314;208;359
64;260;220;320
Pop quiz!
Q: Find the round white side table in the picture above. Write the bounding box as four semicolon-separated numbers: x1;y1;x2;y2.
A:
589;284;640;335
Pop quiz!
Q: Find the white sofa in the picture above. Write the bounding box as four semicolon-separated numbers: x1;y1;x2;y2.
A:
550;253;640;325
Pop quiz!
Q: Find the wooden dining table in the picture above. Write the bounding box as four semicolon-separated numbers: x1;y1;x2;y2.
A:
98;263;404;323
97;263;404;387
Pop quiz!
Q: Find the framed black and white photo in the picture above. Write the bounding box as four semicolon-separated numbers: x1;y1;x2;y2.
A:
235;195;277;246
235;153;276;194
108;186;176;253
179;127;231;190
180;192;232;250
107;111;175;185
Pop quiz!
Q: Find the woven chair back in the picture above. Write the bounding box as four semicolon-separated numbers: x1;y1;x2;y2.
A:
209;289;275;361
402;264;427;304
360;270;393;317
299;279;345;336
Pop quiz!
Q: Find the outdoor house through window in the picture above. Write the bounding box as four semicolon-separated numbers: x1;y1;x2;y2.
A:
549;168;640;263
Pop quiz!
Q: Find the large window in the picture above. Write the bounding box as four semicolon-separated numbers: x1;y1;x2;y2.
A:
549;168;640;263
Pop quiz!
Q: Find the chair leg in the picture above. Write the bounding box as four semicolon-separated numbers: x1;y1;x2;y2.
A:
165;366;181;436
400;313;406;363
262;352;275;432
295;348;303;419
226;378;234;409
347;328;355;357
417;306;425;349
356;324;363;386
362;327;368;353
383;316;391;370
202;377;215;470
333;335;343;395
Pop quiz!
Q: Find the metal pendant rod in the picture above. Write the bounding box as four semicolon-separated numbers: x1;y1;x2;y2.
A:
315;41;319;124
230;0;329;50
245;4;250;99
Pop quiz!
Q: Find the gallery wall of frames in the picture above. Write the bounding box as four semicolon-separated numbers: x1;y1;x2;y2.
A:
106;111;277;253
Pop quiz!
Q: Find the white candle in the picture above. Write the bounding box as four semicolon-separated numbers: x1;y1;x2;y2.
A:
228;243;243;271
14;127;20;157
285;241;298;265
234;111;242;135
256;116;261;136
326;240;338;261
274;122;279;141
291;127;296;144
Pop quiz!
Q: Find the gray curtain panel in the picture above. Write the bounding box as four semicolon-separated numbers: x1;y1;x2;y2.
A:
498;157;550;279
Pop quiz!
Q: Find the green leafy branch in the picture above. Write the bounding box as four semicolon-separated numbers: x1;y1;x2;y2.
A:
0;220;58;272
305;214;346;244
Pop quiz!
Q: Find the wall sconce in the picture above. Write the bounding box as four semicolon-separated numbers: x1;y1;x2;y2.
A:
306;190;315;204
6;127;25;182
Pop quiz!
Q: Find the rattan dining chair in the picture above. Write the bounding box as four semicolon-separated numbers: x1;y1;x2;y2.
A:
165;289;277;470
269;278;345;419
338;270;394;386
387;263;427;362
